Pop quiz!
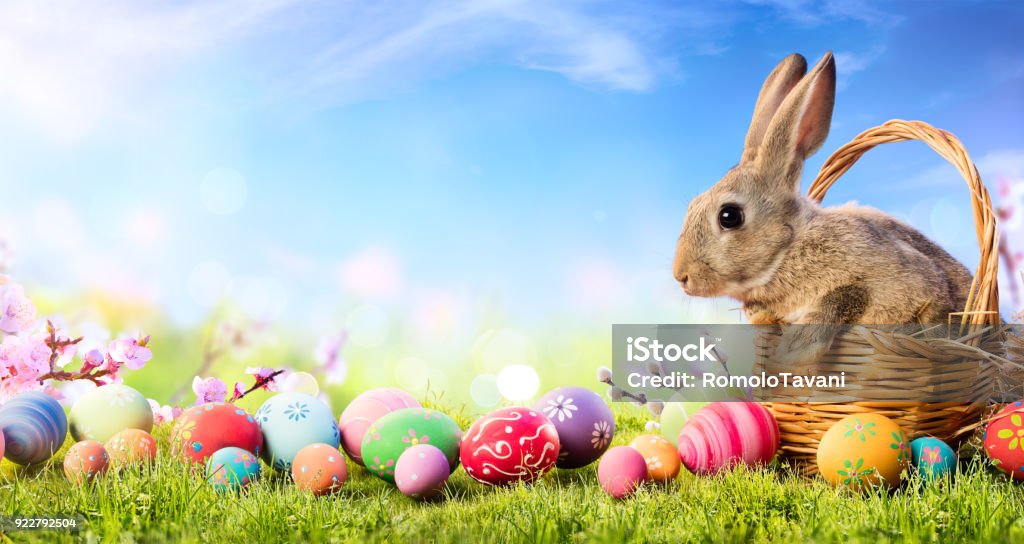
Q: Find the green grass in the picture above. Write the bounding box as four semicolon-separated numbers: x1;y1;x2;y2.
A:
2;405;1024;544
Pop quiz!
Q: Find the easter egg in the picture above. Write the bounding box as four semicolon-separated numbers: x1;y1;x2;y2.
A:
817;413;909;490
338;388;420;465
0;430;4;460
629;434;680;482
910;437;956;480
64;441;109;484
171;403;263;465
396;444;450;499
256;393;340;471
534;386;615;469
291;443;348;496
659;401;708;447
460;407;560;486
69;384;153;443
361;407;462;484
984;400;1024;480
106;429;157;466
598;446;647;499
677;402;779;475
206;447;262;492
0;391;67;465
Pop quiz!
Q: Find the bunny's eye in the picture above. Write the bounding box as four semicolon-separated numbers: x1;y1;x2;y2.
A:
718;205;744;230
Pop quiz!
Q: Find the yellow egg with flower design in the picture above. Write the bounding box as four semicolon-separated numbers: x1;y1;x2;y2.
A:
816;413;909;490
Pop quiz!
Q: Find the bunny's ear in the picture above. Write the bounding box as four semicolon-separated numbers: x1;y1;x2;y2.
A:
741;53;808;164
756;52;836;189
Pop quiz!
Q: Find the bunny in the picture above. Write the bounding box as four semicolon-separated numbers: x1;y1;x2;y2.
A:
672;52;974;364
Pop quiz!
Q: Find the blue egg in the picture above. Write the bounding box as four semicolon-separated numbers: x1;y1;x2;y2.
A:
0;391;68;465
206;447;262;492
255;393;340;471
910;437;956;479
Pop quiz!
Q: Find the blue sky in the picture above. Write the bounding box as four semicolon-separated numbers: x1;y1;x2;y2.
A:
0;0;1022;335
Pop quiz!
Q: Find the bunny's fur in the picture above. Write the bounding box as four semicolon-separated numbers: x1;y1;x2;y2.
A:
672;52;973;362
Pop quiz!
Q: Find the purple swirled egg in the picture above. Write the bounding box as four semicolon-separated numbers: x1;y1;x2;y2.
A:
0;391;68;465
533;386;615;469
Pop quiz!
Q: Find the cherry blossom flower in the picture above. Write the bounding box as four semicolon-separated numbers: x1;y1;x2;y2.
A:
0;283;37;334
108;335;152;370
192;376;228;404
315;330;348;385
245;367;280;392
80;349;105;373
148;398;183;424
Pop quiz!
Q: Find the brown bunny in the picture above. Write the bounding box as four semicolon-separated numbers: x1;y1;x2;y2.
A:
672;52;974;364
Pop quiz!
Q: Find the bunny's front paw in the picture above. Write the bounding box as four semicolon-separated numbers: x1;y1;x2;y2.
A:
773;325;833;368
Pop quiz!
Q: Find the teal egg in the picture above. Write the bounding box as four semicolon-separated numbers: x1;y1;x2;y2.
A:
255;393;340;471
910;437;956;479
206;447;262;492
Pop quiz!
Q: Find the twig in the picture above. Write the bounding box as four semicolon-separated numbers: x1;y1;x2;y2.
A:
229;370;285;403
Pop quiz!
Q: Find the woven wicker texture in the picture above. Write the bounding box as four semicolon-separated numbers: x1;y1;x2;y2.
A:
764;120;1002;475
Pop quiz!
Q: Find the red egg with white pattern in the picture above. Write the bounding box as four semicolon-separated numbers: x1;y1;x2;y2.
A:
459;407;560;486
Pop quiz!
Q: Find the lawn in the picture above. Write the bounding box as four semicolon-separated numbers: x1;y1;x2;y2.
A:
2;404;1024;544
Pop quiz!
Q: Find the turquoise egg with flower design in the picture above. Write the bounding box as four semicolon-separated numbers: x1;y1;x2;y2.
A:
206;447;262;492
360;407;462;484
910;437;956;480
255;393;340;471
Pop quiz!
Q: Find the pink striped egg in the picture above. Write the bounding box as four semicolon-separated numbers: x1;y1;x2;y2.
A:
677;402;779;475
338;388;420;466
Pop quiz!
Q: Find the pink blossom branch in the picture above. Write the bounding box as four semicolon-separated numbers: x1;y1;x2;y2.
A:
229;369;285;403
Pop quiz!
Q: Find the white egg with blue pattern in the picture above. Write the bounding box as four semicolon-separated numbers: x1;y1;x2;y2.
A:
255;393;340;471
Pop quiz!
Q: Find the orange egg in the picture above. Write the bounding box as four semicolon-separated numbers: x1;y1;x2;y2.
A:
106;429;157;466
291;443;348;496
629;434;681;482
64;441;109;484
817;413;909;490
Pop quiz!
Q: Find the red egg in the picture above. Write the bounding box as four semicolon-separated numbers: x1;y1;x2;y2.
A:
984;400;1024;480
291;443;348;496
106;429;157;466
598;446;647;499
64;441;109;484
171;403;263;464
460;407;559;486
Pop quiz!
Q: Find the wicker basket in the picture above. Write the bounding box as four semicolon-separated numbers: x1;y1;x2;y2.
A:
762;120;1003;475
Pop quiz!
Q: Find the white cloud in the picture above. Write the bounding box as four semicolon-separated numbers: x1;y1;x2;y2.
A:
0;0;677;142
0;0;300;142
743;0;902;27
833;45;885;90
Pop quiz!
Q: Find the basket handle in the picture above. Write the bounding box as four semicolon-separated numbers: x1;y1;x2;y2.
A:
807;119;1000;326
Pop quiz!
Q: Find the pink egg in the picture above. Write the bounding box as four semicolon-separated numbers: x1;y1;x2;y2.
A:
338;388;420;466
292;443;348;496
0;430;4;460
677;401;779;475
598;446;647;499
64;441;109;485
395;444;450;499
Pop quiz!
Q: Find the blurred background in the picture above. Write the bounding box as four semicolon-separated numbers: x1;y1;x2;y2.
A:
0;1;1021;413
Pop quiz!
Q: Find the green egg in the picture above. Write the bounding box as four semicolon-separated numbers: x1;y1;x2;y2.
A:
360;408;462;484
69;384;154;443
